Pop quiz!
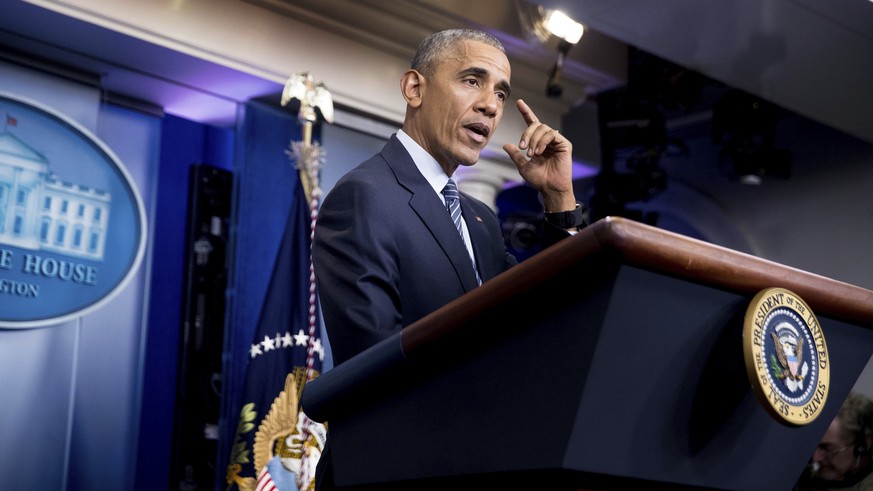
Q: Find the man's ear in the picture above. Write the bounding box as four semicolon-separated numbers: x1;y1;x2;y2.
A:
401;69;423;108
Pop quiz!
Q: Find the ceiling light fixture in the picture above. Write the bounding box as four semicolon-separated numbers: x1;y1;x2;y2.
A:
544;10;584;44
543;9;584;98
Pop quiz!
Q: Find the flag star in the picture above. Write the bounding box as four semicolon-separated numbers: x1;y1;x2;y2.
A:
261;335;276;352
294;329;310;346
250;343;263;359
281;331;294;347
312;338;325;361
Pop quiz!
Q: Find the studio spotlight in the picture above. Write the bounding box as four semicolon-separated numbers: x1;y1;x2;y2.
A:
544;10;584;44
542;9;583;98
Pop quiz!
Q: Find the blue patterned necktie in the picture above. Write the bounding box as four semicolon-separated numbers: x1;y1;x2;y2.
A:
442;179;482;285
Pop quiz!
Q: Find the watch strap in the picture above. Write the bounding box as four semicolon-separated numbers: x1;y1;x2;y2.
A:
543;203;589;229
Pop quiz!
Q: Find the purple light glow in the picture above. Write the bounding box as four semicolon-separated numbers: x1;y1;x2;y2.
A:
501;160;599;190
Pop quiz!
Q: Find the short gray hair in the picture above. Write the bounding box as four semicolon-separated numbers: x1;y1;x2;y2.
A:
411;29;505;76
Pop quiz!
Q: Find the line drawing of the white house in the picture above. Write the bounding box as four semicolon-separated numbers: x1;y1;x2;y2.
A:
0;129;110;261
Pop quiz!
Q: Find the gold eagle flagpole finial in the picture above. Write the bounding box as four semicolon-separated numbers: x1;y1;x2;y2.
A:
281;72;333;199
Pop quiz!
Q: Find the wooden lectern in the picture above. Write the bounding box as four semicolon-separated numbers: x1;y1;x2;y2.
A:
302;217;873;490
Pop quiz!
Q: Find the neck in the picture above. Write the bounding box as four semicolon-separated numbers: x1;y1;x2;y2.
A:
398;126;458;176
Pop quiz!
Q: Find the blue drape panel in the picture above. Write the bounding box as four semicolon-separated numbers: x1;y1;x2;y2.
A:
218;100;304;481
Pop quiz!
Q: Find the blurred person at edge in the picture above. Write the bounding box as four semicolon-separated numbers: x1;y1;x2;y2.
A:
796;392;873;491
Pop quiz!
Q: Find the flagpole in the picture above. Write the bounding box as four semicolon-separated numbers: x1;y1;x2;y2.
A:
281;72;333;491
281;72;333;382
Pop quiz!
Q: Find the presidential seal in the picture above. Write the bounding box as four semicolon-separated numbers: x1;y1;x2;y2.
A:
743;287;830;425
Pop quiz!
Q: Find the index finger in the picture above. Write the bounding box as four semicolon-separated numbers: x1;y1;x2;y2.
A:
516;99;539;125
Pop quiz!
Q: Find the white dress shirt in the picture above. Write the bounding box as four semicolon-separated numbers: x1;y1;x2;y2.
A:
395;129;479;271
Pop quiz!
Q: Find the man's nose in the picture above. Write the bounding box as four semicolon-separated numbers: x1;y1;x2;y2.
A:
476;92;499;116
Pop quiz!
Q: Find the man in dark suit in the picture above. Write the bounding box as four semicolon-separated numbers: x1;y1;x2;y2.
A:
312;27;586;491
313;28;584;366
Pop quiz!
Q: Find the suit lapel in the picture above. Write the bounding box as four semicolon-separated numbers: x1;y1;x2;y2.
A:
461;196;496;282
381;136;479;292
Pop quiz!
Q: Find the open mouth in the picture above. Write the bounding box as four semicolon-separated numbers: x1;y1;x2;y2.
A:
463;122;490;143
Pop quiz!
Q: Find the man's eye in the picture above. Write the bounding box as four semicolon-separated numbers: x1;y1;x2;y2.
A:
464;78;479;87
496;92;506;102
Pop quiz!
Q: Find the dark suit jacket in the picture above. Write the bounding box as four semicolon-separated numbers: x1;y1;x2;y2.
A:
313;134;517;366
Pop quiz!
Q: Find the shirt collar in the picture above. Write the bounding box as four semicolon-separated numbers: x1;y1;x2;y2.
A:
396;129;451;197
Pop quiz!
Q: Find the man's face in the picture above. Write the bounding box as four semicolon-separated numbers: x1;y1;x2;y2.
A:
416;40;511;171
812;417;862;482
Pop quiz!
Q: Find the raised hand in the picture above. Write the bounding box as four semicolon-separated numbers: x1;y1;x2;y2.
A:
502;99;576;212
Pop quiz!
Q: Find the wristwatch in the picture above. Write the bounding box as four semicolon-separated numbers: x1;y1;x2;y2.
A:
543;203;589;229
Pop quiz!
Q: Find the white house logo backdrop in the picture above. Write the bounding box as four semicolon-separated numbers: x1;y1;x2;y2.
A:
0;92;146;328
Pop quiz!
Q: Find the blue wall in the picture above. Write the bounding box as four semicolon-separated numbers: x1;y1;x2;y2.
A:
0;62;320;490
136;114;233;491
0;62;159;490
